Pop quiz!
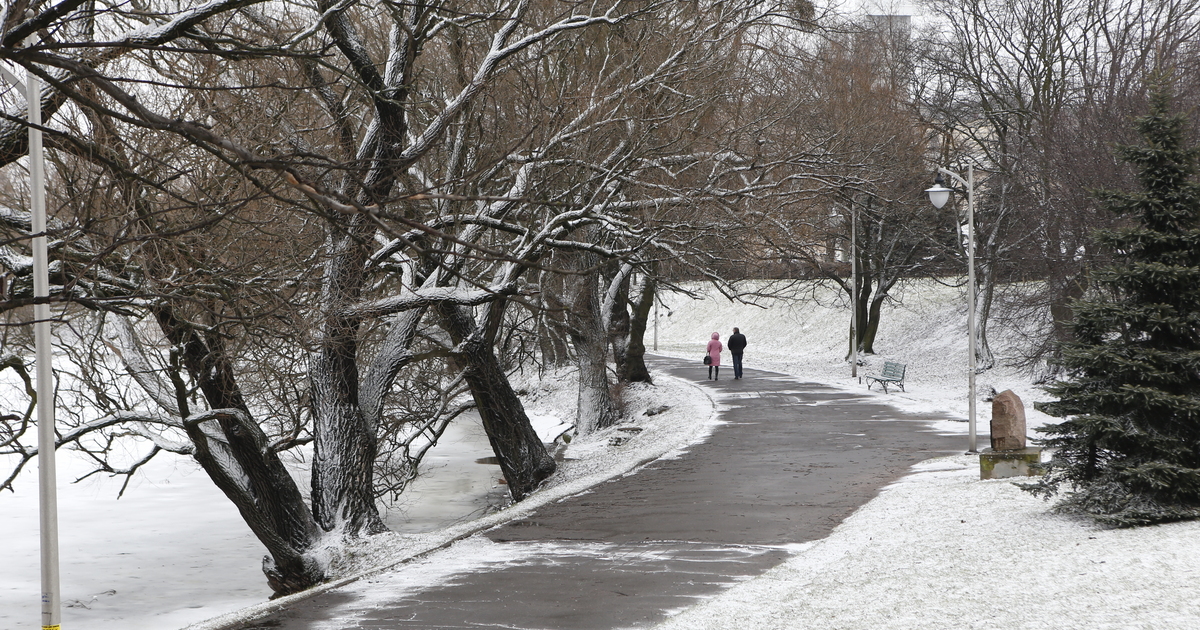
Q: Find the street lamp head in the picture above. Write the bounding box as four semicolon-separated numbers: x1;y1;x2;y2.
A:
925;173;952;209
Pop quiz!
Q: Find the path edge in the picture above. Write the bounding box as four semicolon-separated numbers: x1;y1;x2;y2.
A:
182;370;720;630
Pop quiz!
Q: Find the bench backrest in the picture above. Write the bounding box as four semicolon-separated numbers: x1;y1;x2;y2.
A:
881;361;906;379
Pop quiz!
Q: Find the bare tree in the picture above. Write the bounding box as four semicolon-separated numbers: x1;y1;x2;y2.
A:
915;0;1200;372
1;0;820;594
0;0;664;593
808;18;944;356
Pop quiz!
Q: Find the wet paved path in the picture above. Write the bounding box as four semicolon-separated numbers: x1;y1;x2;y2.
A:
241;356;968;630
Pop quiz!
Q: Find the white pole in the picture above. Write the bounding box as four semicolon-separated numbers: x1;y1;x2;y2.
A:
652;292;658;352
966;165;978;453
930;166;978;454
850;203;857;379
28;62;63;630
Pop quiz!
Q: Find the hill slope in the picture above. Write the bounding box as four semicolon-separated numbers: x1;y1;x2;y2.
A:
652;279;1054;434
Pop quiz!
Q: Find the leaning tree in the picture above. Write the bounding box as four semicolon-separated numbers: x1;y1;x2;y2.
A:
0;0;682;594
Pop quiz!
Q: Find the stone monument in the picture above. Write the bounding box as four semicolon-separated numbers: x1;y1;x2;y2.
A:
990;389;1026;450
979;389;1043;479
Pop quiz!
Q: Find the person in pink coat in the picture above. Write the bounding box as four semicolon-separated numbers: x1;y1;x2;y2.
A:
706;332;723;380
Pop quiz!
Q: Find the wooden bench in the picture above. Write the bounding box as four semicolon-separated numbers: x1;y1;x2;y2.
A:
864;361;906;394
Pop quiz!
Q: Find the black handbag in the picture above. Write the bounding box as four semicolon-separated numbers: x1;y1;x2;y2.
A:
703;355;712;365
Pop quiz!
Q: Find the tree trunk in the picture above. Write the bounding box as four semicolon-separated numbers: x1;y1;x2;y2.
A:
862;291;885;354
569;254;621;434
439;302;556;501
360;308;424;428
974;252;997;370
310;225;387;536
849;264;876;355
183;409;325;596
538;311;572;367
310;349;387;535
535;270;572;367
620;274;655;383
153;308;325;596
606;266;632;377
1049;275;1087;349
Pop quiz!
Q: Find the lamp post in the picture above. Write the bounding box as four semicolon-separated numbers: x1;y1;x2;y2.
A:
926;165;978;454
7;52;64;630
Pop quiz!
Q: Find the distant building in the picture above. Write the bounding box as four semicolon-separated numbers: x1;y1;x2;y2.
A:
857;14;913;94
866;14;911;37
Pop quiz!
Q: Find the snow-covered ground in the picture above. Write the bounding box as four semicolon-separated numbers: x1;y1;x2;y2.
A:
1;428;272;629
653;455;1200;630
648;280;1200;629
4;278;1199;629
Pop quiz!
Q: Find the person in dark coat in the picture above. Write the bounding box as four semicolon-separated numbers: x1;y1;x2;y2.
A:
728;327;747;379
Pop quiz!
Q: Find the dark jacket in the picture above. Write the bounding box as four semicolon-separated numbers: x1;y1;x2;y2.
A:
728;332;747;353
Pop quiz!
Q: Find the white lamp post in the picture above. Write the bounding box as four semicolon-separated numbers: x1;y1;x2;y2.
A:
6;50;64;630
926;166;978;454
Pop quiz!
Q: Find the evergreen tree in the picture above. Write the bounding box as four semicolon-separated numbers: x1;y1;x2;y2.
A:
1029;87;1200;526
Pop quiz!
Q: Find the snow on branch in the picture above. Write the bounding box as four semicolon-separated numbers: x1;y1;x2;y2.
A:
97;0;274;53
101;316;183;417
0;410;182;491
359;308;424;428
1;0;90;49
345;285;517;319
399;0;629;166
601;262;634;331
182;408;262;497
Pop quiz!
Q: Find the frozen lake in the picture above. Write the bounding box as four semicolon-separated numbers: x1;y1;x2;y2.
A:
383;412;510;533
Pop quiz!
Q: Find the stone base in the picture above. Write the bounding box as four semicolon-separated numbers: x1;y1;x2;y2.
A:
979;447;1044;480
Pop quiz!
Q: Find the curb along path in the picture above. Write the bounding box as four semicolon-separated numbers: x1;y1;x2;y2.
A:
238;356;964;630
